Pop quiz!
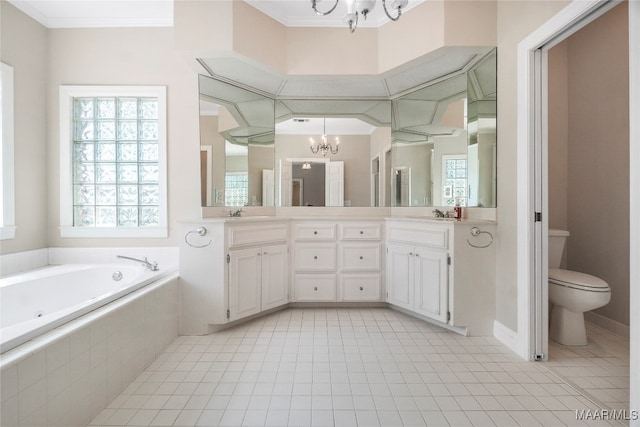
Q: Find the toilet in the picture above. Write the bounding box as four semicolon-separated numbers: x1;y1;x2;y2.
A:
548;229;611;346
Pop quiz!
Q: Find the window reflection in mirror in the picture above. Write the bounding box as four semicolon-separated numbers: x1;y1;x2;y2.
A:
391;48;496;208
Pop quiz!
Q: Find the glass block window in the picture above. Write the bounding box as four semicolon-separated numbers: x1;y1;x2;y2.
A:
442;155;467;207
60;86;167;238
225;173;248;207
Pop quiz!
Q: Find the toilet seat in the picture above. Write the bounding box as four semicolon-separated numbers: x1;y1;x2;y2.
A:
549;268;610;292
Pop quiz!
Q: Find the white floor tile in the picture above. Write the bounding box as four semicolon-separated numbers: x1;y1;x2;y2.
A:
85;308;630;427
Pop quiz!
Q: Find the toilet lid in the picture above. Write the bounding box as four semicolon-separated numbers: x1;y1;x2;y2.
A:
549;268;610;291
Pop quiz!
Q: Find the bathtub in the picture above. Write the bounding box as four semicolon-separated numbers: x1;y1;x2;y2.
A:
0;263;170;353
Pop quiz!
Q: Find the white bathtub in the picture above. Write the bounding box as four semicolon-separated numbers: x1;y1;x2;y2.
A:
0;263;170;353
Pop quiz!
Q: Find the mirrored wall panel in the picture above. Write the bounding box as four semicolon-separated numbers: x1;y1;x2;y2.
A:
391;49;496;208
198;48;496;209
199;75;275;207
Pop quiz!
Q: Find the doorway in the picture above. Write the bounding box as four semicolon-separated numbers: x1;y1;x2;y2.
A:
517;0;639;417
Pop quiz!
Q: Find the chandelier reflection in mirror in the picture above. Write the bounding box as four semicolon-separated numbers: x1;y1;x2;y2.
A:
311;0;409;33
309;118;340;157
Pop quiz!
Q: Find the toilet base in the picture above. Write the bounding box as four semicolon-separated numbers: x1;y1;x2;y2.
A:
549;305;588;346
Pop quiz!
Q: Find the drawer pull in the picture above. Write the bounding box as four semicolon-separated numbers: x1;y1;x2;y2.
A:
359;286;364;291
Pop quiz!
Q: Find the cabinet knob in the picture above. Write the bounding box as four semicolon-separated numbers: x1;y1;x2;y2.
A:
360;230;364;234
314;286;318;291
359;286;364;291
314;231;318;235
409;252;413;256
314;255;318;260
359;256;364;260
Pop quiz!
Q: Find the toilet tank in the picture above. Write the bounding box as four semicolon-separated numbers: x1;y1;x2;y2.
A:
548;229;570;268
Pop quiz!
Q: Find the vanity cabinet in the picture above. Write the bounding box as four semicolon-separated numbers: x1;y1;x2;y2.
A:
385;219;496;335
292;220;384;302
227;222;289;321
228;243;288;321
386;221;451;325
386;242;448;323
178;219;289;335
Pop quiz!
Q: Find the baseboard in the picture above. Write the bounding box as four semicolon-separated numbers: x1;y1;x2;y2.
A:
584;311;630;338
493;320;519;353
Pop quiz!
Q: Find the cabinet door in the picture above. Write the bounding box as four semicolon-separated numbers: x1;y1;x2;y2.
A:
262;244;289;311
413;247;448;323
386;242;413;309
228;247;262;322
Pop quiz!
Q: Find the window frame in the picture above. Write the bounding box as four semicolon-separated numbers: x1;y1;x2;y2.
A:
0;62;16;240
59;85;168;238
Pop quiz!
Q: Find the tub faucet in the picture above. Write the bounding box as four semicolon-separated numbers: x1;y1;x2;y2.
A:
116;255;159;271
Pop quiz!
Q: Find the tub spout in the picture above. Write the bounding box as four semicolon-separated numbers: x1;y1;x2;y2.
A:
116;255;159;271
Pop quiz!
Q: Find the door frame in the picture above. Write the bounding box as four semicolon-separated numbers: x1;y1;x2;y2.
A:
516;0;638;416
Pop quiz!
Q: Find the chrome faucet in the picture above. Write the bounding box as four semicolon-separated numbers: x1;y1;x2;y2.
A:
229;209;244;217
432;209;446;218
116;255;159;271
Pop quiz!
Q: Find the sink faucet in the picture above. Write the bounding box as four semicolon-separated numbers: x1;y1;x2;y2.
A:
229;209;244;217
432;209;445;218
116;255;159;271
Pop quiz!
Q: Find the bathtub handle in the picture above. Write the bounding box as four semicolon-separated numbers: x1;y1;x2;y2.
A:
185;227;212;248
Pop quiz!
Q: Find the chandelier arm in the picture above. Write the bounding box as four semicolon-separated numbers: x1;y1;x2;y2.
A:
311;0;340;16
382;0;403;21
348;12;359;33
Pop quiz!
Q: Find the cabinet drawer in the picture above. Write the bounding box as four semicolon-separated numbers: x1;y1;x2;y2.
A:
386;223;449;250
294;243;336;271
340;243;381;271
294;223;336;240
295;274;336;301
228;223;288;247
340;223;382;240
340;275;382;301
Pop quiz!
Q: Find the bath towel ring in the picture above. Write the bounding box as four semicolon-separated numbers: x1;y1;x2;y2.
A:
185;227;212;248
467;226;494;249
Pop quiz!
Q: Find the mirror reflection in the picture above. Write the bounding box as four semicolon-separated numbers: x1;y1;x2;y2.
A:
198;48;496;209
198;75;275;207
274;111;391;207
391;48;497;208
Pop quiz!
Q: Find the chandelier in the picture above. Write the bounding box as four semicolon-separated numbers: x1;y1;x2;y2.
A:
311;0;409;33
309;118;340;157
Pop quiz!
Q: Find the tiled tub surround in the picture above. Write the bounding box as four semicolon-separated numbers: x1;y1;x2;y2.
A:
0;264;173;353
0;272;179;427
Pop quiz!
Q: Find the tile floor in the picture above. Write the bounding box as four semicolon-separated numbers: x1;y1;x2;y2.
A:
89;308;627;426
547;323;630;412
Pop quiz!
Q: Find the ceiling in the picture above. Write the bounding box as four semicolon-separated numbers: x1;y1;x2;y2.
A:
6;0;423;29
7;0;174;28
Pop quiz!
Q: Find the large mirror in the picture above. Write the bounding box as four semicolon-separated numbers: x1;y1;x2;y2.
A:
274;100;391;207
391;49;496;208
198;48;496;209
199;75;275;207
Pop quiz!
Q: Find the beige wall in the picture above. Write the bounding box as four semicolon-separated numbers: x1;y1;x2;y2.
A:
45;27;201;247
0;2;48;255
549;4;629;326
495;0;572;330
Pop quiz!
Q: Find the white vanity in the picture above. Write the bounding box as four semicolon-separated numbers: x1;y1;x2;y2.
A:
179;216;496;336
